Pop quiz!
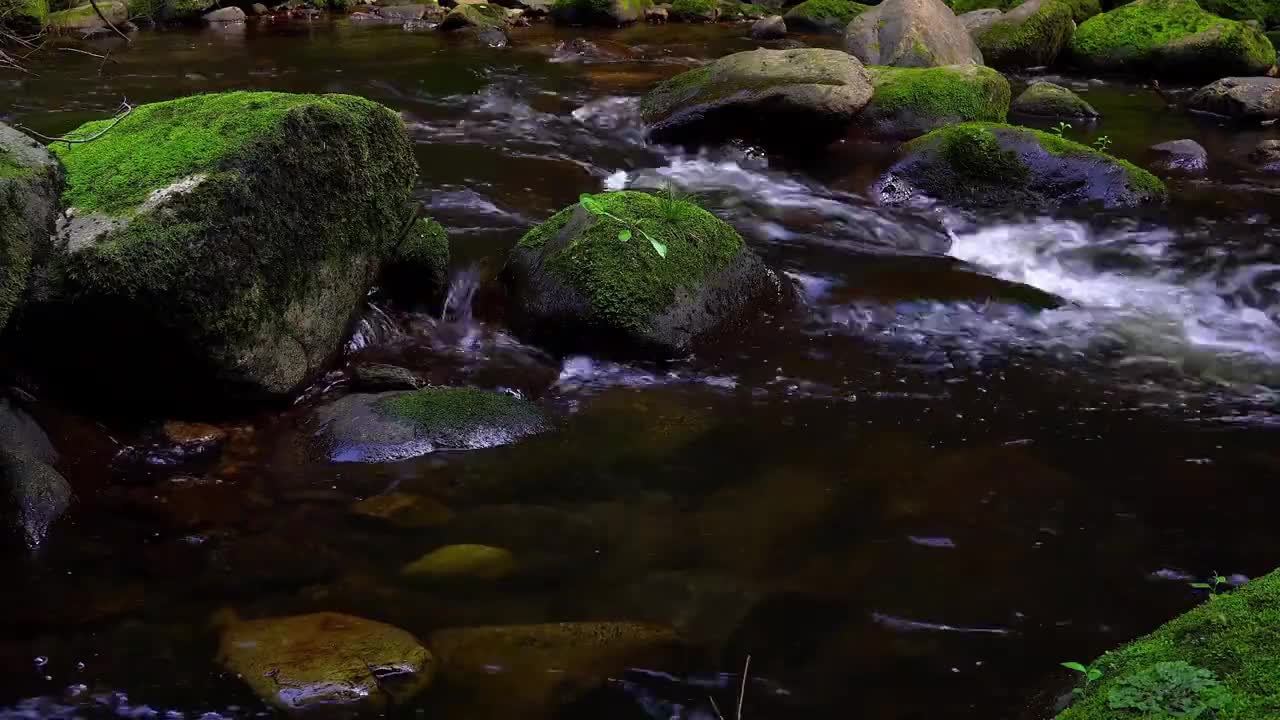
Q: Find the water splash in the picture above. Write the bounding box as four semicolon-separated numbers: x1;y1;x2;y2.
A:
440;266;482;326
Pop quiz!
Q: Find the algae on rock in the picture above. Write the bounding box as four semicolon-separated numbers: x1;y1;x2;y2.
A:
859;64;1011;138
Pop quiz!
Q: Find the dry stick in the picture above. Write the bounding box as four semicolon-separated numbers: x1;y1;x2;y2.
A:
19;101;133;147
88;0;131;43
737;654;751;720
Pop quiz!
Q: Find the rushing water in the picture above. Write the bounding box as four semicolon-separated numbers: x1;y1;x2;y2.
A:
2;18;1280;720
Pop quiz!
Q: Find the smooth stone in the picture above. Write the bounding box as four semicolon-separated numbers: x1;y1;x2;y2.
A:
1250;138;1280;172
203;5;246;20
400;543;516;582
843;0;983;67
1011;81;1101;117
1187;76;1280;121
1150;139;1208;173
749;13;785;36
958;6;1001;30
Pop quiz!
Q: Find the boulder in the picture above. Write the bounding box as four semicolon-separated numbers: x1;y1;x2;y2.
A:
251;2;269;12
669;0;718;20
1010;80;1100;117
551;0;652;24
875;122;1167;209
1149;138;1208;172
0;124;60;335
953;0;1099;21
972;0;1075;68
1250;138;1280;171
1071;0;1275;79
440;2;507;28
502;191;786;356
351;492;454;528
351;363;424;392
645;4;666;19
750;12;786;35
400;543;516;583
203;5;245;20
958;6;1002;28
315;387;550;462
640;48;874;146
376;2;428;17
1198;0;1280;26
783;0;869;32
859;64;1010;139
216;611;434;712
1187;76;1280;120
21;92;418;409
48;0;127;29
380;218;449;306
0;399;71;549
718;0;766;19
844;0;984;66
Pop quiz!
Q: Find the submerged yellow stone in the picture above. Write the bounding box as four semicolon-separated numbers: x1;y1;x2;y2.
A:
400;543;515;582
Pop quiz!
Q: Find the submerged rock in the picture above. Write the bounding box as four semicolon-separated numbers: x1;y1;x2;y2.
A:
503;191;786;356
750;13;786;36
0;123;61;335
875;122;1166;209
1150;138;1208;173
217;611;434;712
859;64;1010;139
844;0;984;67
351;491;454;528
315;387;550;462
640;48;873;146
783;0;869;33
551;0;652;25
351;363;424;392
400;543;516;582
1186;76;1280;121
972;0;1075;68
22;92;418;409
1070;0;1275;79
1010;81;1100;117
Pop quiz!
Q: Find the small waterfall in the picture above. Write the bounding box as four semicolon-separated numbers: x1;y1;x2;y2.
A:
440;266;482;326
346;302;402;354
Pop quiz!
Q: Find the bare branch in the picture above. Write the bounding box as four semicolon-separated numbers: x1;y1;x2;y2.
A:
87;0;130;43
736;654;750;720
18;100;133;147
57;46;107;58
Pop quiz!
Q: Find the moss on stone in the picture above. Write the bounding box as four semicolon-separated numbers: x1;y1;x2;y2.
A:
718;0;765;18
378;387;547;436
516;191;744;334
950;0;1005;11
1072;0;1276;74
1012;81;1099;116
1198;0;1280;27
977;0;1076;67
783;0;870;30
670;0;717;20
440;1;505;29
1057;568;1280;720
551;0;651;23
867;64;1010;126
0;150;26;180
401;544;516;583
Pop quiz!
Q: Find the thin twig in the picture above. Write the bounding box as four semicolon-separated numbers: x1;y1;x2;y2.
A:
708;696;724;720
87;0;130;43
736;654;751;720
57;46;107;59
18;100;133;147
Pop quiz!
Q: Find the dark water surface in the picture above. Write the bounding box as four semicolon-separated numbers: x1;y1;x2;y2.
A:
3;18;1280;720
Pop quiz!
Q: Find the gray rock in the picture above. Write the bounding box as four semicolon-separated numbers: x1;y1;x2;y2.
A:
1;450;71;548
1150;139;1208;173
645;4;666;20
377;3;427;18
1011;81;1100;118
843;0;983;67
203;5;246;21
476;26;509;44
0;123;62;335
0;398;57;465
1249;138;1280;172
749;13;785;38
251;2;269;12
1187;76;1280;121
958;7;1001;31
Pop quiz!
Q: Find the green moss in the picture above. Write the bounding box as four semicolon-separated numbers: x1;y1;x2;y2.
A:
401;217;448;278
378;387;546;434
551;0;650;23
442;1;505;27
1198;0;1280;26
516;191;744;333
718;0;765;18
949;0;1006;11
868;65;1010;123
1057;569;1280;720
400;544;516;583
784;0;870;28
0;149;27;180
47;1;98;22
977;0;1076;66
671;0;717;20
1072;0;1275;71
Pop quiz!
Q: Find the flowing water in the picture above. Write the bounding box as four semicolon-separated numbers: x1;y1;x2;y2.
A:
3;19;1280;720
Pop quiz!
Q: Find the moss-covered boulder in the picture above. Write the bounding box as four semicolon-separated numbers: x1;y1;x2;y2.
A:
640;48;874;146
439;1;507;29
670;0;718;21
502;191;785;356
1187;76;1280;120
874;122;1166;209
973;0;1076;67
315;387;549;462
1057;569;1280;720
783;0;869;32
551;0;652;25
845;0;985;66
19;92;418;408
216;611;434;712
381;217;449;306
429;622;685;716
1011;80;1100;117
1071;0;1275;78
750;12;786;34
48;0;127;29
400;543;516;583
718;0;767;19
128;0;213;24
953;0;1099;22
1198;0;1280;27
859;64;1010;138
0;124;60;335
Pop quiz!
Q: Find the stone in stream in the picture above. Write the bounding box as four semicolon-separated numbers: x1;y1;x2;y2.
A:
216;611;435;713
971;0;1075;68
0;397;71;549
0;123;61;335
315;387;550;463
858;64;1011;139
750;13;786;36
1149;138;1208;173
502;191;788;356
718;1;767;20
551;0;652;25
203;5;246;20
782;0;870;33
669;0;719;21
957;6;1003;29
440;1;508;29
18;92;420;409
351;491;454;528
400;543;516;583
1070;0;1275;79
1250;138;1280;171
640;48;874;147
381;216;449;305
874;122;1167;209
1010;81;1100;118
350;363;425;392
251;2;270;12
843;0;984;67
1186;76;1280;121
375;2;429;18
47;1;128;30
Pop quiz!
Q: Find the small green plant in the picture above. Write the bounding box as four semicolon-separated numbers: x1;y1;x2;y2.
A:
657;184;693;225
1107;661;1231;718
578;193;668;258
1190;572;1228;599
1092;135;1112;152
1050;121;1072;137
1062;661;1104;696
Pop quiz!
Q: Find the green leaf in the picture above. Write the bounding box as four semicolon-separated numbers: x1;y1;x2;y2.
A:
1215;576;1227;584
618;228;632;242
579;194;605;215
1190;583;1212;589
1062;662;1088;674
649;238;668;258
1087;669;1104;682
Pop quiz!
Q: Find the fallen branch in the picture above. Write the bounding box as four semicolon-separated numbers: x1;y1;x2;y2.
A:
19;100;133;147
88;0;130;43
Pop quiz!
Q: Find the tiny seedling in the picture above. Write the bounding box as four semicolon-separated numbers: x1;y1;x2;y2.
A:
1092;135;1113;152
1050;121;1072;137
579;193;668;258
1190;572;1228;599
1062;661;1104;697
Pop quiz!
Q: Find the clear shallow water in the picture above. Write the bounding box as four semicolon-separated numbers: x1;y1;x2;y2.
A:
3;19;1280;720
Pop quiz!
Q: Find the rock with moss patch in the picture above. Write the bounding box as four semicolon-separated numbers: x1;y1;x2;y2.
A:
845;0;985;66
351;363;424;392
1011;81;1100;117
18;92;417;409
859;64;1010;138
1250;138;1280;170
1071;0;1275;78
1187;76;1280;120
959;6;1004;27
953;0;1099;21
428;622;685;717
551;0;652;24
0;397;70;549
382;216;449;305
502;191;785;356
1198;0;1280;26
719;0;766;19
973;0;1075;67
0;124;60;336
216;611;434;713
783;0;869;32
1150;138;1208;172
750;12;786;34
48;0;127;29
875;122;1166;209
440;1;507;28
316;387;549;462
400;543;516;582
640;48;873;146
669;0;717;20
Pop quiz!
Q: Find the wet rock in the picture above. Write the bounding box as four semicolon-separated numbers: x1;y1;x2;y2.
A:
859;64;1010;139
640;48;873;147
1011;81;1100;117
551;0;653;25
645;4;667;19
783;0;869;33
428;622;685;716
844;0;984;67
749;13;786;36
503;191;787;356
315;387;550;463
476;26;510;44
20;92;417;410
251;2;270;12
0;397;57;465
400;543;516;583
550;37;642;61
670;0;718;20
719;0;766;19
351;363;424;392
162;420;228;451
1150;138;1208;173
351;491;454;528
203;5;245;20
0;123;61;335
1071;0;1275;79
48;1;127;29
217;611;435;712
958;6;1002;30
377;2;428;17
495;0;551;14
0;450;71;548
972;0;1075;68
382;216;449;306
1249;138;1280;171
1187;76;1280;121
440;1;507;29
875;122;1167;209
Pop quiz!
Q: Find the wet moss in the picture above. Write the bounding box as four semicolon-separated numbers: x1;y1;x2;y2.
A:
977;0;1076;66
1057;569;1280;720
551;0;651;23
867;65;1010;125
401;544;516;582
783;0;871;29
950;0;1005;11
0;150;27;180
1072;0;1275;73
670;0;718;20
718;0;766;18
441;2;506;29
1198;0;1280;26
378;387;547;435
